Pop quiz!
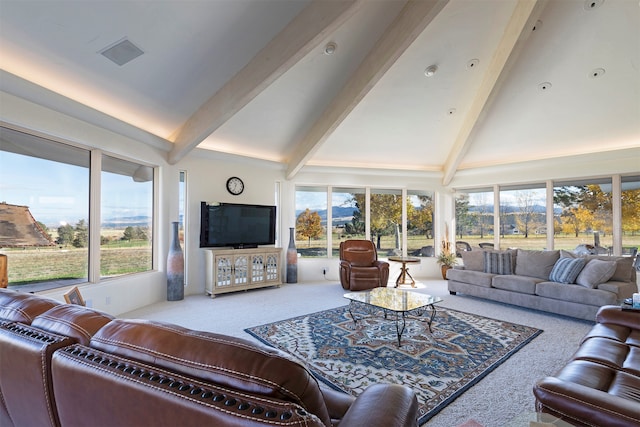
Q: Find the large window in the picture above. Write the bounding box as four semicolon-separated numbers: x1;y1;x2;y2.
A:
369;188;402;256
0;127;155;290
332;187;365;257
294;186;327;257
455;188;494;252
455;177;636;255
499;184;546;250
553;178;612;252
621;175;640;256
407;190;434;256
100;155;153;279
295;186;434;258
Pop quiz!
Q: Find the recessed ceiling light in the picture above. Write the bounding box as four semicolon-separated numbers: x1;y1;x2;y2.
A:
99;38;144;66
467;59;479;70
589;68;606;78
324;42;337;55
584;0;604;10
447;108;457;115
424;65;438;77
538;82;552;91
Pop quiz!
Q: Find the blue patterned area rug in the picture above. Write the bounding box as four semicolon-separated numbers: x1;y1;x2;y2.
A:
245;304;542;425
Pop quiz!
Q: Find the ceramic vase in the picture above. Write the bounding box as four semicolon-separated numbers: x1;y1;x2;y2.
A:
441;265;451;280
286;227;298;283
167;221;184;301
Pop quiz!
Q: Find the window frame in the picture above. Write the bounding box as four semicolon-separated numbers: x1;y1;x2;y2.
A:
0;125;157;290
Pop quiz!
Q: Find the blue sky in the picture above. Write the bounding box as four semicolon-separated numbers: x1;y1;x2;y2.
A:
1;151;151;227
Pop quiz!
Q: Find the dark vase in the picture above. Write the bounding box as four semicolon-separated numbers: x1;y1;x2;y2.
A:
286;227;298;283
167;221;184;301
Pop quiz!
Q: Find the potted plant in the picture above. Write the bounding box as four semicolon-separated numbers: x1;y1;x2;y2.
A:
436;235;457;279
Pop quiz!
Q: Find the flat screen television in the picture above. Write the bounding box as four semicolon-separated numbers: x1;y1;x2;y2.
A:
200;202;276;249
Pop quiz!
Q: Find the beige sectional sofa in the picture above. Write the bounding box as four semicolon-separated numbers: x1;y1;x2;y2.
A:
447;249;637;321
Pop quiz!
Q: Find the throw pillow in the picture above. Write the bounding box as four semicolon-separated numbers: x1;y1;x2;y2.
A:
549;257;586;284
575;259;617;288
483;251;513;275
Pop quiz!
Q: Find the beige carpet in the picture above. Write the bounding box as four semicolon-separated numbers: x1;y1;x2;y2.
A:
122;279;593;427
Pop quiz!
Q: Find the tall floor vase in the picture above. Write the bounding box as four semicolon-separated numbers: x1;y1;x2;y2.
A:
286;227;298;283
167;221;184;301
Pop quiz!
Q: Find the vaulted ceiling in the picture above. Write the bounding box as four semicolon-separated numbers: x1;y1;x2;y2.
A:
1;0;638;184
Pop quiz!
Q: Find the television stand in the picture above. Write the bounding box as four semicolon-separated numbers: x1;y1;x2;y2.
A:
204;247;282;297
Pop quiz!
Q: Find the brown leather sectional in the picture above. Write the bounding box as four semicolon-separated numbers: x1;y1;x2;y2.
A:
533;305;640;426
0;288;419;426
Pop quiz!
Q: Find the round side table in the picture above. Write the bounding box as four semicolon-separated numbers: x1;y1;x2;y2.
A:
388;256;421;288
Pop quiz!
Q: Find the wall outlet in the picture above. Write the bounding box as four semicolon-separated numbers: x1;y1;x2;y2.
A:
105;296;111;305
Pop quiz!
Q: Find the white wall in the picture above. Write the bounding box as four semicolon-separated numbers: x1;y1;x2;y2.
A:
176;150;285;296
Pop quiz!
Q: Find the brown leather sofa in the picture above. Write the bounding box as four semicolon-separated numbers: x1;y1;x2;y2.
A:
339;240;390;291
533;305;640;426
0;288;419;426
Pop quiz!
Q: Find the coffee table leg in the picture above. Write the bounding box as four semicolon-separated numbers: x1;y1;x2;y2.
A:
426;304;437;333
348;301;359;324
395;312;406;347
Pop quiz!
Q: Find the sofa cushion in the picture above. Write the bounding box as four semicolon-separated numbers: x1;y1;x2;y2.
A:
31;304;114;346
483;251;513;275
548;257;586;284
597;281;636;300
90;319;332;426
0;288;59;324
576;259;617;288
535;282;618;306
515;250;560;280
492;275;538;294
446;269;495;287
461;250;484;272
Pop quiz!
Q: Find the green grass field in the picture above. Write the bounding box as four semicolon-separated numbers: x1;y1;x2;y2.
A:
2;244;151;285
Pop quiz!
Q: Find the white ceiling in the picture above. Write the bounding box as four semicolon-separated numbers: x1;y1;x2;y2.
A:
1;0;639;183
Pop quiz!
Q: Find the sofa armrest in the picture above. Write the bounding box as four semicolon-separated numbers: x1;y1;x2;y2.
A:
338;384;418;427
319;382;354;421
372;260;388;267
534;376;640;427
596;305;640;329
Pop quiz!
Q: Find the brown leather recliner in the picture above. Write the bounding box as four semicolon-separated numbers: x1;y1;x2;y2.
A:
339;240;389;291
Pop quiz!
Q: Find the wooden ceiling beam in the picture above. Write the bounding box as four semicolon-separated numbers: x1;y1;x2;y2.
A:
285;0;449;179
167;0;360;165
441;0;547;186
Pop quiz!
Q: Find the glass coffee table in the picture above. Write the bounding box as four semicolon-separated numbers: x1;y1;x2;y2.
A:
343;287;443;347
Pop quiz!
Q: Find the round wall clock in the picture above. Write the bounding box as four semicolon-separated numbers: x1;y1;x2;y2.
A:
226;176;244;195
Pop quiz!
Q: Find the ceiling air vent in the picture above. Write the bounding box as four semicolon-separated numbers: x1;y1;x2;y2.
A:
100;38;144;66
